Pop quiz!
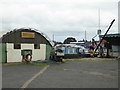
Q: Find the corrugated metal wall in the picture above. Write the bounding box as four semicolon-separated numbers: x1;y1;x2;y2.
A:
46;45;52;60
0;43;7;63
2;29;52;46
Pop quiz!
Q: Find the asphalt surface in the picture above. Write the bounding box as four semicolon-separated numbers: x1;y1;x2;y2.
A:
2;58;119;88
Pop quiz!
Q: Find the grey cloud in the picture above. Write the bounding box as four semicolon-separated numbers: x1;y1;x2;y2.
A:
0;0;118;41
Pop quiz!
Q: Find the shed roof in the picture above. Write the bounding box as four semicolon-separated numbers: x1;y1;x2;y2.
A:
0;28;54;46
99;33;120;38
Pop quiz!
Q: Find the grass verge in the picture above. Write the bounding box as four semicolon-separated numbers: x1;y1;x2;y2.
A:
63;58;119;62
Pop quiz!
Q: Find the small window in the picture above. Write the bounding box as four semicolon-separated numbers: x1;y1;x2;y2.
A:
34;44;40;49
14;43;21;49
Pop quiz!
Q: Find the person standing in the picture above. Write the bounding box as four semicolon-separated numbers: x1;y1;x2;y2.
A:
104;41;111;58
99;45;103;57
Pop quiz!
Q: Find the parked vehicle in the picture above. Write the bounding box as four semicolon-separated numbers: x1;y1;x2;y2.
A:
50;46;64;62
79;44;95;57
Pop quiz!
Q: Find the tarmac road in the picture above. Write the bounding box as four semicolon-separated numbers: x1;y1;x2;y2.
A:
2;58;119;88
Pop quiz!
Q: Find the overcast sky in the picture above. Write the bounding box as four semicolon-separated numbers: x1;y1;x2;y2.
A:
0;0;119;42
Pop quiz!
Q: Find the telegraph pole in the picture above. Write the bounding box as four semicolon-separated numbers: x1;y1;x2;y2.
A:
85;30;86;42
52;34;54;41
98;8;100;30
98;8;101;35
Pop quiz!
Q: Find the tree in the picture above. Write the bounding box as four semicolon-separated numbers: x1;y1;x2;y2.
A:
63;37;77;44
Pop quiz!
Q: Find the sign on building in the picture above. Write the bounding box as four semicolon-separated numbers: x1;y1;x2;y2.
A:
21;32;35;38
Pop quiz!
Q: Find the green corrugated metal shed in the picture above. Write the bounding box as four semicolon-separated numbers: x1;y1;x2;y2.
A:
99;33;120;38
0;28;54;63
46;44;53;60
99;33;120;45
0;43;7;63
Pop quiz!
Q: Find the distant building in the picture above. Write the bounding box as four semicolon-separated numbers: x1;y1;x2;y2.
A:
99;33;120;57
0;28;53;63
70;42;85;45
